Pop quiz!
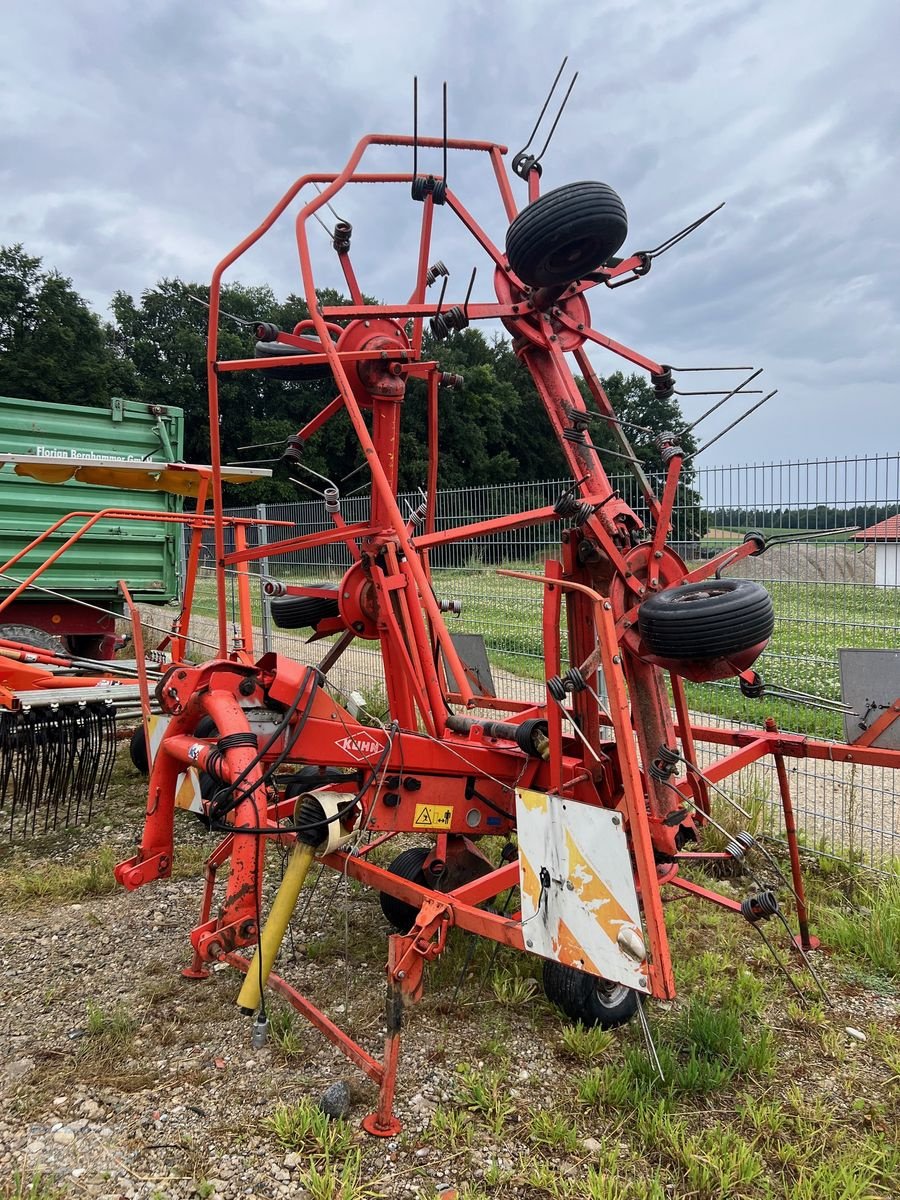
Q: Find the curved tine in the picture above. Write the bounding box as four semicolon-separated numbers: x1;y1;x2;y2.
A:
533;71;579;166
516;57;568;157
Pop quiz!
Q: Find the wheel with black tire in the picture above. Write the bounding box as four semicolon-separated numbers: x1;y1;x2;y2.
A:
637;578;774;660
379;846;430;932
270;585;340;631
130;715;217;777
505;181;628;288
284;765;354;799
542;959;638;1028
129;725;150;774
254;339;335;381
0;623;64;654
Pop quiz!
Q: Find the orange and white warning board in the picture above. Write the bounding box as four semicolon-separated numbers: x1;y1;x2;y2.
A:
515;789;648;993
144;715;204;814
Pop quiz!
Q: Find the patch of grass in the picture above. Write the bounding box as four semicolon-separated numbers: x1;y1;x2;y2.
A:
262;1097;354;1160
817;876;900;980
559;1022;615;1063
578;993;775;1116
428;1105;474;1149
0;842;210;912
1;1169;68;1200
85;1000;138;1044
490;965;539;1007
267;1007;304;1060
454;1062;515;1137
295;1149;380;1200
737;1094;789;1136
527;1109;581;1152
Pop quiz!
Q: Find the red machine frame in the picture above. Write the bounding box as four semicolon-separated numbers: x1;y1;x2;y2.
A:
110;130;900;1134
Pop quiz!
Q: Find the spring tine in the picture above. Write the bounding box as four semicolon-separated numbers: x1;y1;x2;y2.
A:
637;996;665;1083
675;389;763;396
226;458;280;466
765;525;861;547
751;921;808;1002
684;390;778;461
680;369;763;436
568;405;652;436
516;57;568;157
442;81;448;185
462;267;477;320
307;188;336;240
772;907;831;1004
340;460;369;483
564;433;646;466
533;71;579;166
185;293;254;329
551;697;601;762
434;272;449;318
647;202;725;258
412;76;418;179
289;476;327;499
311;179;345;226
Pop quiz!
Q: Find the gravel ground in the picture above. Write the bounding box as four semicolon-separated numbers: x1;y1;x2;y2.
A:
1;763;899;1199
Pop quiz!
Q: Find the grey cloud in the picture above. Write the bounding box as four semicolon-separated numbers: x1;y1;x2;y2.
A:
1;0;897;464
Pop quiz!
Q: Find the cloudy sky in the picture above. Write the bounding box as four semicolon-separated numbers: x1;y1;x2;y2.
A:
3;0;898;471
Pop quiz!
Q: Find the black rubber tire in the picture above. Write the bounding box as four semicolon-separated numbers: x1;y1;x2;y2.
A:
270;585;340;631
505;181;628;288
129;725;150;774
637;579;774;660
0;623;65;654
542;960;638;1028
130;714;217;777
284;766;354;799
254;339;334;381
379;846;430;932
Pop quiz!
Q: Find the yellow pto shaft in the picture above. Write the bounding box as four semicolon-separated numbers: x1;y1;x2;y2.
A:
236;840;316;1012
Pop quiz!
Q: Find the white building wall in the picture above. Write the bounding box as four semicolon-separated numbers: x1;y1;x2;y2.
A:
874;542;899;587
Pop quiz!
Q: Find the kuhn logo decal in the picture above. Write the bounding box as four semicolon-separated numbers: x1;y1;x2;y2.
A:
335;733;383;759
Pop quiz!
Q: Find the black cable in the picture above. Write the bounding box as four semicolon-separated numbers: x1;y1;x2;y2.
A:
209;668;320;820
209;724;397;838
466;780;513;822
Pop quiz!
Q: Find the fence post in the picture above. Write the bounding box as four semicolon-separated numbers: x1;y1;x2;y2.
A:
177;516;187;602
257;503;272;654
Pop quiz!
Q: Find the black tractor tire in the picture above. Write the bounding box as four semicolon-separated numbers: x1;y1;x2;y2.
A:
283;765;354;800
637;579;774;660
505;181;628;288
542;960;639;1028
130;714;218;777
254;339;335;381
0;623;65;654
379;846;431;933
270;585;341;630
129;725;150;774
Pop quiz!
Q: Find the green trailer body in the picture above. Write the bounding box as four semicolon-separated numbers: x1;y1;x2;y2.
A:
0;395;185;655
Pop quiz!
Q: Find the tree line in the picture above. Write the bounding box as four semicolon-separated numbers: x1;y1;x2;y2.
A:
709;507;900;532
0;244;698;511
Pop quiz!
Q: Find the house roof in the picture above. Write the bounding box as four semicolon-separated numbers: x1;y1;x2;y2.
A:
853;515;900;541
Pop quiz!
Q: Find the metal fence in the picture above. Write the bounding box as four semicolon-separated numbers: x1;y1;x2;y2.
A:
184;453;900;869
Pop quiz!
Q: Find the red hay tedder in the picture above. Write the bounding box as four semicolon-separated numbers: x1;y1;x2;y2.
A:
5;84;898;1135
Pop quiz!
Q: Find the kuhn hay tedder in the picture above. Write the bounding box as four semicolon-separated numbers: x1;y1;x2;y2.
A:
96;83;900;1133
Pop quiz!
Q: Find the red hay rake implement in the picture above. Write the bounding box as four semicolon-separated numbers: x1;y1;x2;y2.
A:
110;94;900;1133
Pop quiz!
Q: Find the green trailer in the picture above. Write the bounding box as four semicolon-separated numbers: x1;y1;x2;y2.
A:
0;395;185;658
